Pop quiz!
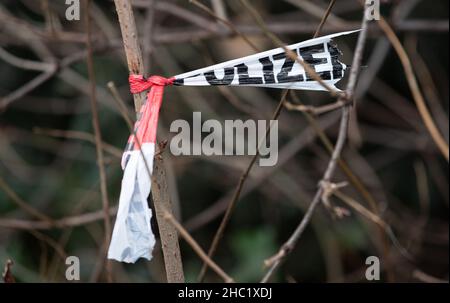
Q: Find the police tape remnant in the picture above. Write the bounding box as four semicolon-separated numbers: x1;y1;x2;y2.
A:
107;30;358;263
173;30;359;91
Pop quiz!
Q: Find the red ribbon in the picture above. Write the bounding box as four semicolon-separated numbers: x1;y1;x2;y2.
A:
123;75;174;161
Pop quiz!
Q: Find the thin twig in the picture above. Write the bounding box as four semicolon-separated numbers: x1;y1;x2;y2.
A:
189;0;260;52
197;90;288;281
377;17;449;161
163;211;234;283
238;0;341;96
33;127;123;159
412;270;448;283
332;190;411;260
0;47;55;71
106;81;134;130
115;0;219;30
0;206;118;230
298;101;396;281
154;20;449;44
284;99;350;116
0;69;57;111
0;176;53;223
84;0;112;282
284;0;346;28
404;35;449;141
288;90;381;218
313;0;337;38
29;229;67;262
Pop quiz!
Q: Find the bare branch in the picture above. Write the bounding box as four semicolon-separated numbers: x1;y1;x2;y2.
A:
113;0;184;283
377;17;449;161
84;0;113;282
261;5;370;282
163;211;234;283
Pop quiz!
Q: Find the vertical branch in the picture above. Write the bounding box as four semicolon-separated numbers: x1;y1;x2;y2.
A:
151;158;186;283
113;0;145;112
113;0;184;283
84;0;112;282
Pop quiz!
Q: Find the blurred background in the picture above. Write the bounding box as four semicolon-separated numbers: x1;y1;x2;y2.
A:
0;0;448;283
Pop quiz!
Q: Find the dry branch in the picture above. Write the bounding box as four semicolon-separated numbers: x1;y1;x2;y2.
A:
113;0;184;283
377;17;449;161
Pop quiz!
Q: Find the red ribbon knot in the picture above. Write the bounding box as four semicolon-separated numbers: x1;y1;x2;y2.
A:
129;74;175;94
